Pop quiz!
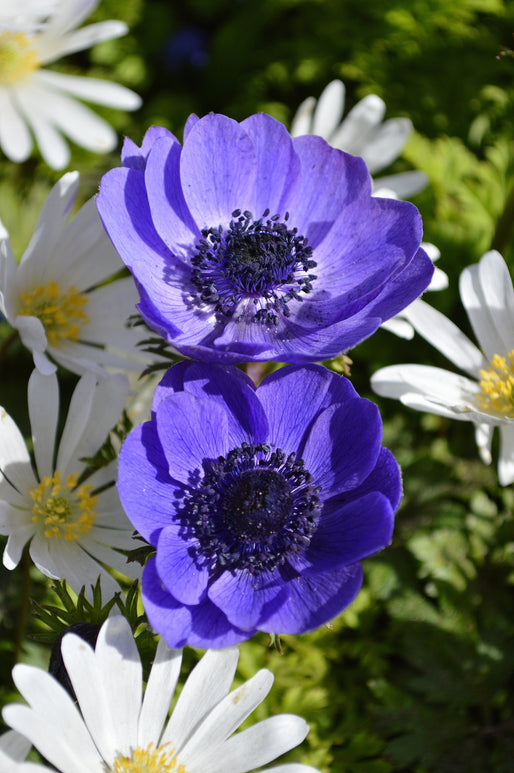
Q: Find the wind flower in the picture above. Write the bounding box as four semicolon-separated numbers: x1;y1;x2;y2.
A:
0;368;138;595
371;250;514;485
3;615;320;773
97;113;433;365
0;171;147;377
118;361;400;648
291;79;428;199
0;0;141;169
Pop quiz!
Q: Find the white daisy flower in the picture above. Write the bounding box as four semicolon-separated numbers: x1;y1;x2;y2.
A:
0;730;31;771
0;368;139;595
291;78;428;199
0;0;141;169
371;250;514;485
0;170;148;377
380;242;449;339
3;615;320;773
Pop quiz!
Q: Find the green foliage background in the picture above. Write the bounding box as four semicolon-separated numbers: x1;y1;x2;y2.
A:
1;0;514;770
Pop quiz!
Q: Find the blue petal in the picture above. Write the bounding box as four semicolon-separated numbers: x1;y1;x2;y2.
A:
156;524;209;605
208;567;288;630
259;562;363;634
118;421;180;544
155;392;230;485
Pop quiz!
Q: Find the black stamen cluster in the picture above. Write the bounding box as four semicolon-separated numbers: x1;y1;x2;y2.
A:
182;442;321;574
190;210;317;326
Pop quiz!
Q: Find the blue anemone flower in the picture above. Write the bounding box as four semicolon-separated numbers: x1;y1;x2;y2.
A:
118;362;401;648
97;113;433;364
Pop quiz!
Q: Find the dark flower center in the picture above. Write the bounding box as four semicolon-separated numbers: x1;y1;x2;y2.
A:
222;469;293;541
182;443;321;574
190;209;317;326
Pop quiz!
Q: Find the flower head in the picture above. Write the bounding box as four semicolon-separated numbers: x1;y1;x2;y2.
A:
0;0;141;169
0;171;148;377
3;615;320;773
97;114;433;364
371;250;514;485
118;362;400;648
291;79;428;199
0;368;138;595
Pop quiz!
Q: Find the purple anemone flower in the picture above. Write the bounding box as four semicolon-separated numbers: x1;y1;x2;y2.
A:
118;362;401;648
97;113;433;364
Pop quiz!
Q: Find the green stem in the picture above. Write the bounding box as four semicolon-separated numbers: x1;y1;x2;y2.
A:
14;548;32;664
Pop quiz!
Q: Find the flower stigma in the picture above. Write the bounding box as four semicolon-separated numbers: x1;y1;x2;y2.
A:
30;471;97;540
478;350;514;418
190;209;317;325
0;31;39;85
19;281;89;346
111;743;186;773
184;442;321;574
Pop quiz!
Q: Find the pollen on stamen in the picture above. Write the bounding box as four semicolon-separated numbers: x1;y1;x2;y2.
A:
0;31;40;86
112;742;186;773
30;471;98;541
478;350;514;418
19;281;89;346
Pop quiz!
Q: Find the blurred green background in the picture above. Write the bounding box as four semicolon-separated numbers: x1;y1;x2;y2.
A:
1;1;514;770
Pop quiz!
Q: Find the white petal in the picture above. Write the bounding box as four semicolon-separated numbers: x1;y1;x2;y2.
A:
0;730;31;764
498;425;514;486
371;364;488;422
37;70;141;110
13;315;48;357
373;169;429;198
56;372;97;474
0;408;35;494
312;80;345;140
138;638;182;747
71;374;128;464
197;715;309;773
27;78;118;154
4;665;102;773
0;221;18;320
402;299;487;377
28;370;59;479
19;170;79;280
38;0;100;37
329;93;385;155
85;616;142;754
3;526;35;570
14;85;71;170
360;117;412;174
180;670;275;767
460;250;514;360
32;349;57;375
161;648;239;751
39;21;128;62
380;315;415;339
290;96;316;137
0;88;33;163
475;423;493;464
428;265;449;292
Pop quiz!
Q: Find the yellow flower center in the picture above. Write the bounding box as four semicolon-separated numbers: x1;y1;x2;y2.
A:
30;471;98;541
112;744;186;773
0;31;39;86
478;350;514;418
19;281;89;347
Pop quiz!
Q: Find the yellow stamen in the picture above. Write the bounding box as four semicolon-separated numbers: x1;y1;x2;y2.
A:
20;281;89;347
0;31;40;86
30;471;97;541
478;350;514;418
112;743;186;773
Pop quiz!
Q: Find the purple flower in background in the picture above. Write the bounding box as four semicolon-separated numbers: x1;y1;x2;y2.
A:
97;113;433;364
118;362;401;648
